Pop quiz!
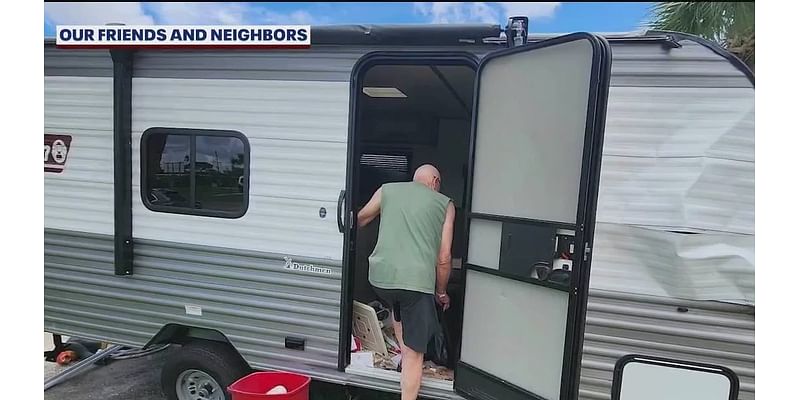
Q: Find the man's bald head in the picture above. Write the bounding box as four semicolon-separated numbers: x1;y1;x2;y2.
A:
413;164;442;192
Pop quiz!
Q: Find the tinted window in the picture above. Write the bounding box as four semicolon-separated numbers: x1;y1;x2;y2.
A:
195;135;246;213
146;134;191;208
142;128;249;218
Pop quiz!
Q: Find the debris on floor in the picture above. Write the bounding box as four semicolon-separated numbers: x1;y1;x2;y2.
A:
351;351;375;368
351;300;454;380
382;327;401;355
422;361;454;381
373;352;397;370
352;301;389;356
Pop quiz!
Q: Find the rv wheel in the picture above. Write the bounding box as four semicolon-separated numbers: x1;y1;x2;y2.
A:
161;340;251;400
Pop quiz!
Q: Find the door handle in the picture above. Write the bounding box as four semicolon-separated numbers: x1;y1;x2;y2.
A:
337;189;346;233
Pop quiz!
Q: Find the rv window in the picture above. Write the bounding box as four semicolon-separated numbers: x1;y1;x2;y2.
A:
141;127;249;218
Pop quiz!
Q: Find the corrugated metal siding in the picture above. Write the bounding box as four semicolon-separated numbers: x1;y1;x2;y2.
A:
46;35;751;88
45;46;112;77
44;229;342;370
131;77;349;260
607;40;752;88
134;47;365;82
582;35;755;400
130;39;752;89
597;86;754;234
44;76;114;235
602;87;754;161
590;224;754;304
579;290;754;400
133;45;492;82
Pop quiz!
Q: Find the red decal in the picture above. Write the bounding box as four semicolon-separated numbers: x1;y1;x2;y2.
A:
45;134;73;173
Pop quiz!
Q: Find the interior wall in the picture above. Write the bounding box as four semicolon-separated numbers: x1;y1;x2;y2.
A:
353;117;471;303
407;118;470;208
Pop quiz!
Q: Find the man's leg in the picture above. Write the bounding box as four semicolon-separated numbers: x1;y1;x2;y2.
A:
400;344;424;400
392;317;405;351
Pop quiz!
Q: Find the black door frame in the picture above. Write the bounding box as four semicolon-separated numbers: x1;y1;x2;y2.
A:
337;51;481;371
453;32;611;400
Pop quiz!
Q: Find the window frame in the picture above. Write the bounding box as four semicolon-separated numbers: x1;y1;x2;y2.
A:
140;127;251;219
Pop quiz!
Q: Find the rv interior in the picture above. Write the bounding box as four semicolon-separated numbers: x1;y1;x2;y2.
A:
348;62;476;382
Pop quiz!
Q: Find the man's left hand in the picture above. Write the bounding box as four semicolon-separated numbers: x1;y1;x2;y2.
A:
436;292;450;311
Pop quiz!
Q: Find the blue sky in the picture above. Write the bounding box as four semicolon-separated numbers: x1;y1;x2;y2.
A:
44;2;654;37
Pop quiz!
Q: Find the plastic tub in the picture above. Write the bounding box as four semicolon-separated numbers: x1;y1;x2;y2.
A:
228;371;311;400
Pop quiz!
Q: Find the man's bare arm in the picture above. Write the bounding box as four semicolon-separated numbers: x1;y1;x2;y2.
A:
357;187;382;228
436;202;456;298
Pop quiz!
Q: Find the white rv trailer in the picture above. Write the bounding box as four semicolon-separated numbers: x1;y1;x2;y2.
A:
44;23;755;400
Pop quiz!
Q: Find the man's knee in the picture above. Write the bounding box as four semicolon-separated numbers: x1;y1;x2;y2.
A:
401;345;424;362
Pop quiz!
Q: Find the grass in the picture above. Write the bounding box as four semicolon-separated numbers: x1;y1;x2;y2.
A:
310;380;400;400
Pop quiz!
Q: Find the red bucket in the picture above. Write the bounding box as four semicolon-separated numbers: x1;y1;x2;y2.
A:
228;371;311;400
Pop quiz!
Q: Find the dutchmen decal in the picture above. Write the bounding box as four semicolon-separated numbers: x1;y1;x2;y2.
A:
283;256;333;276
44;134;72;173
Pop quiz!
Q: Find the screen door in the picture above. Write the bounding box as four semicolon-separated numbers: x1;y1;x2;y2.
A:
454;33;611;400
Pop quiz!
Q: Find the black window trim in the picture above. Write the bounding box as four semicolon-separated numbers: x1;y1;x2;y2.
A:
140;127;251;219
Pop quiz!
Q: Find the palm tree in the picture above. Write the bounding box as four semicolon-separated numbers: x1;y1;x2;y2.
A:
649;2;755;71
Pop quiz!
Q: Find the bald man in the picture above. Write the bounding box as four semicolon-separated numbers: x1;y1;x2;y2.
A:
357;164;456;400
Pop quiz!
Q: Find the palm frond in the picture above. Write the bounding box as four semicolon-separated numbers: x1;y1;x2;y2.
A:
648;2;754;70
648;2;754;44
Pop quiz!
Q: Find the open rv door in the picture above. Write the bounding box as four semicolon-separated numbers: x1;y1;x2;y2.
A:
454;33;611;400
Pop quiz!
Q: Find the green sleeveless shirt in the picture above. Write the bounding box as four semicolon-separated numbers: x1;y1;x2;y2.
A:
368;181;451;294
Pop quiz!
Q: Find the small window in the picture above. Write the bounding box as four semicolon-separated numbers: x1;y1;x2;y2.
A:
141;127;249;218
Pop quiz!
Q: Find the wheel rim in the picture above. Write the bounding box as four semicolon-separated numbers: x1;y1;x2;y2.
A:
176;369;225;400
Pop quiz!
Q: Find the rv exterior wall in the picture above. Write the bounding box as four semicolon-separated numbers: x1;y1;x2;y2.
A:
44;36;754;400
580;289;754;400
131;77;349;259
45;75;114;235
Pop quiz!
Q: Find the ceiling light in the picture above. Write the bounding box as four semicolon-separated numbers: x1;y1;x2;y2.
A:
362;87;407;98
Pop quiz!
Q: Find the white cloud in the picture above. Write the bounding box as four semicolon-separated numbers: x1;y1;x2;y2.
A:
259;10;317;25
45;2;155;25
147;3;250;25
498;2;561;19
413;2;561;24
414;2;498;24
45;2;319;28
147;3;317;25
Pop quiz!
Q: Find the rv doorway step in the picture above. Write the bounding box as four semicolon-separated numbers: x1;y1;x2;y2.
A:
345;364;461;399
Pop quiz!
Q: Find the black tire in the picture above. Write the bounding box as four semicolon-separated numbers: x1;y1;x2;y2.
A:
161;340;252;400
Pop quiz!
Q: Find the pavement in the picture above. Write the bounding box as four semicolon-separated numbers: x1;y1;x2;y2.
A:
43;333;397;400
44;333;169;400
44;333;67;381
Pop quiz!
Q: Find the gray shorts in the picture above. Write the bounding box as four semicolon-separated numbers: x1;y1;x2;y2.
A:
372;286;440;354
